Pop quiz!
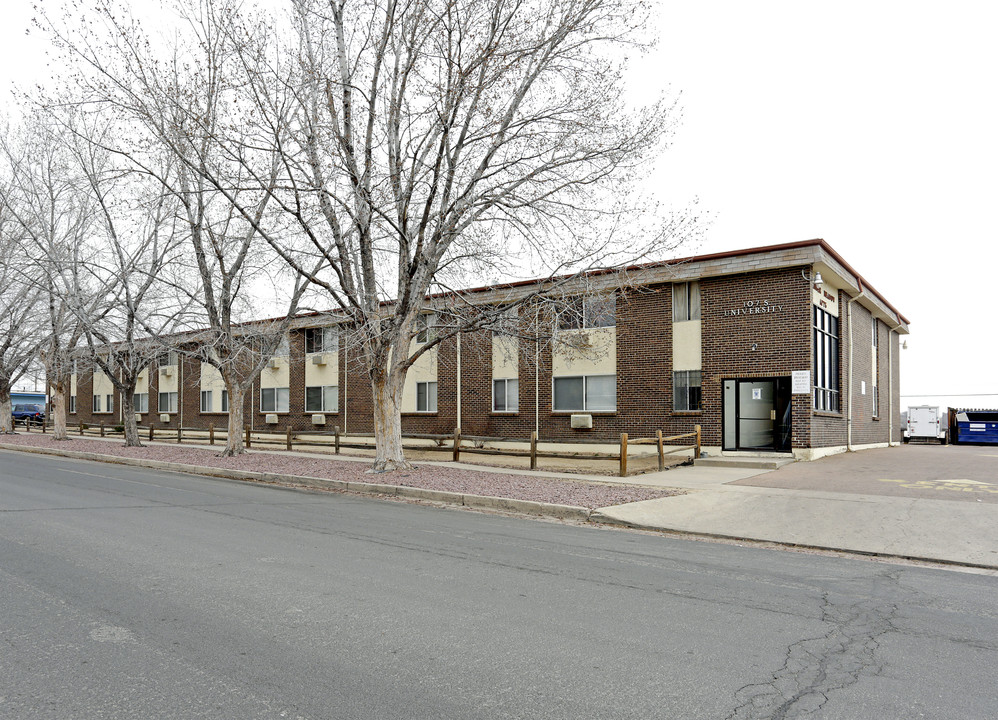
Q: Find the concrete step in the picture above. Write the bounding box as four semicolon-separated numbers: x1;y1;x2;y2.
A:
694;455;796;470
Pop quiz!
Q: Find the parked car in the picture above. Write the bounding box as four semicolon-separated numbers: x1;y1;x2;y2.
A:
12;403;46;426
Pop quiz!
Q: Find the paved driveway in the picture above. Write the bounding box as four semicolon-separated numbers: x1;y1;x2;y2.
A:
731;444;998;503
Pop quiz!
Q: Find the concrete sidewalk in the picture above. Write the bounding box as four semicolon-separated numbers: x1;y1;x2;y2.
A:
590;462;998;569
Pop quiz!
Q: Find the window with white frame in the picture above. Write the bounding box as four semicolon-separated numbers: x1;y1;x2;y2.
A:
133;393;149;413
672;282;701;322
305;327;338;354
200;390;212;413
673;370;702;412
557;296;616;330
274;336;290;357
305;385;338;412
416;381;437;412
552;375;616;412
872;320;879;417
158;350;178;367
415;314;435;344
814;306;840;412
92;395;102;413
158;391;178;413
69;395;76;414
221;390;229;413
261;387;289;413
493;378;519;412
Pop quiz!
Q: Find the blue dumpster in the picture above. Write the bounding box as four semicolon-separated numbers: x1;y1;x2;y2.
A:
951;409;998;445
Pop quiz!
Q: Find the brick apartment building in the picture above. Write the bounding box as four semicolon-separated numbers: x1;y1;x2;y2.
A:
66;239;909;460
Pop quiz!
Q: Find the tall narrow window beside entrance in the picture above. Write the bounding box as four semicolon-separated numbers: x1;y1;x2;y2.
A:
814;307;840;412
872;321;879;417
673;370;702;411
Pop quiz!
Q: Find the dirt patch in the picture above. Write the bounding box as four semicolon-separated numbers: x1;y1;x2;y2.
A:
0;433;684;510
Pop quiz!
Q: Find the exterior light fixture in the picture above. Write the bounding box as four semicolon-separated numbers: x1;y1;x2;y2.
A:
813;270;824;286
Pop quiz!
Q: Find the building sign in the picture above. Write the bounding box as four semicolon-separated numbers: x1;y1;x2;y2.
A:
812;285;838;317
791;370;811;394
723;299;783;317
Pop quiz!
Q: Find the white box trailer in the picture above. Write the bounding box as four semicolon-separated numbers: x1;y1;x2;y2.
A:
906;405;946;444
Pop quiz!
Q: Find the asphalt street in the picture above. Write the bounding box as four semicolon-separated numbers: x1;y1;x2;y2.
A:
1;448;996;719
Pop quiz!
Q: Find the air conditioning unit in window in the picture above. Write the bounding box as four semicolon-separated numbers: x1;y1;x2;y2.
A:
265;413;279;424
577;333;593;347
311;354;326;366
311;414;326;425
161;367;173;377
570;414;593;429
267;358;279;370
135;414;142;423
159;414;170;423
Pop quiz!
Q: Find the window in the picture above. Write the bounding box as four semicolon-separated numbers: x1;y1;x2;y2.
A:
158;392;178;413
261;387;289;413
552;375;616;412
416;381;437;412
69;395;76;414
673;281;701;322
872;321;879;417
814;306;840;412
558;296;616;330
415;314;434;344
274;336;290;357
133;393;149;413
305;385;338;412
305;327;338;354
673;370;702;412
106;395;114;414
200;390;213;413
158;350;178;367
92;395;102;413
493;378;519;412
221;390;229;413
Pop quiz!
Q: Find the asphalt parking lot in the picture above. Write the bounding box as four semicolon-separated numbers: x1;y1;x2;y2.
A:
732;444;998;503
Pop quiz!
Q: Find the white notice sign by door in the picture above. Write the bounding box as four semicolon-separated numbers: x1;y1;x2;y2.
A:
752;388;762;400
792;370;811;394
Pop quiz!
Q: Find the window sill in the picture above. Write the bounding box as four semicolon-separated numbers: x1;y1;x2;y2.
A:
671;410;702;417
490;411;519;416
550;411;617;416
812;410;843;418
303;411;340;415
402;412;438;416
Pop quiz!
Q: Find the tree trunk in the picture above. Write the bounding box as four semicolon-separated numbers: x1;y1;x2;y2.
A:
371;368;412;472
51;377;69;440
120;389;142;447
0;383;12;434
220;382;246;457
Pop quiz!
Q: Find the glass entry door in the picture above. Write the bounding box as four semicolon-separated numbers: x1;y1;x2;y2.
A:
723;378;792;452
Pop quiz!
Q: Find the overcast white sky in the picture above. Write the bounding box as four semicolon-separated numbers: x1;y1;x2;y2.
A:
5;1;996;412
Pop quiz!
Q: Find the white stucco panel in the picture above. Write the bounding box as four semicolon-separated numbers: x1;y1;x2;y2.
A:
672;320;702;372
492;336;519;379
552;328;616;377
260;356;290;389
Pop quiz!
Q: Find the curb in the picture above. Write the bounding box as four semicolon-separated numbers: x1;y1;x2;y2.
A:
587;511;998;572
0;442;593;523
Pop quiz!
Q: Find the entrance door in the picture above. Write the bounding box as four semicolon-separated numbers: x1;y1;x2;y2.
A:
722;378;792;452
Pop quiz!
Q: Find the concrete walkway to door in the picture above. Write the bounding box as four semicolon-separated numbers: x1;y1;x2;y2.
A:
591;445;998;569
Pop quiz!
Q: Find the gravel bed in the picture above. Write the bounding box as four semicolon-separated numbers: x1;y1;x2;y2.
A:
0;433;682;510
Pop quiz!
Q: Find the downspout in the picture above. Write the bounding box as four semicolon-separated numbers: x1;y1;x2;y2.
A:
534;307;540;439
342;342;347;435
846;282;867;451
456;333;462;432
887;318;904;447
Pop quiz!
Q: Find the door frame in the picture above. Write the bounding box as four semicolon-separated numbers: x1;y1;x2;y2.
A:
722;377;792;452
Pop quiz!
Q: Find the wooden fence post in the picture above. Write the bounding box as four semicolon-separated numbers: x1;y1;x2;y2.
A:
149;423;154;441
209;423;215;445
100;422;105;437
619;433;628;477
80;422;84;436
657;429;665;471
41;417;45;433
695;424;701;459
452;427;461;462
334;425;340;454
245;427;251;448
530;431;538;470
286;425;293;451
177;426;183;443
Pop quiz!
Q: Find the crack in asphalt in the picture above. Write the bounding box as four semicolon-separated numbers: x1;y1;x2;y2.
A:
726;572;901;719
